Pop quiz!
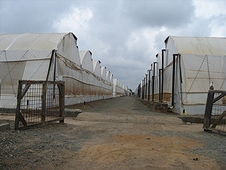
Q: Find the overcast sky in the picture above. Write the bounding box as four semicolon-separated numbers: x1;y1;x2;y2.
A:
1;0;226;91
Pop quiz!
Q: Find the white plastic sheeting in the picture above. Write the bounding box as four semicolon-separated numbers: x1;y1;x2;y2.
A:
137;36;226;115
113;79;126;97
80;51;93;72
165;36;226;115
0;32;129;108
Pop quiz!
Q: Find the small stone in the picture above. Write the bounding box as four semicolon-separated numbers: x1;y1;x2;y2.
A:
193;158;198;161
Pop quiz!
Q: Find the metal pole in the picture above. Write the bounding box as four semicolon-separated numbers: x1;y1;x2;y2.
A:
172;54;177;107
152;62;156;101
142;78;145;99
161;49;165;102
138;84;141;98
159;69;162;102
148;69;151;101
145;74;148;99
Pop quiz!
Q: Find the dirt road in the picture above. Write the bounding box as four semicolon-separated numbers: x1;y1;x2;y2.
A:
0;96;226;170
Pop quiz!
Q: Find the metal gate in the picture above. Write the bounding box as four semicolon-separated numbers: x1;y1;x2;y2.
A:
15;80;65;130
203;90;226;134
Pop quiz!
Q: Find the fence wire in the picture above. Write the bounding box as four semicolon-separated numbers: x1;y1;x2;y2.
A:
15;81;64;130
203;90;226;134
212;92;226;132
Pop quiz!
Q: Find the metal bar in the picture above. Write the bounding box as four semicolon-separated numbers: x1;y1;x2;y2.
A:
145;74;148;99
19;80;60;84
53;53;56;98
161;49;165;102
46;50;55;81
142;79;144;99
159;69;162;102
171;54;177;107
152;62;156;101
148;69;151;101
178;54;183;84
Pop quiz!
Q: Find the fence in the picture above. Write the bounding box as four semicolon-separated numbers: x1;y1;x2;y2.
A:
203;90;226;134
15;80;65;130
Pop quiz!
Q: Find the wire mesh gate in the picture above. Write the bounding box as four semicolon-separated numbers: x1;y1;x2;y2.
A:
15;80;65;130
203;90;226;134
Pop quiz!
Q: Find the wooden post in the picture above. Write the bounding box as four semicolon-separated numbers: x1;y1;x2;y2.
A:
42;83;47;124
15;81;22;130
203;90;214;130
211;110;226;128
59;82;65;123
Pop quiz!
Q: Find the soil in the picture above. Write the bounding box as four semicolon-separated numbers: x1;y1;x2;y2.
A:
0;96;226;170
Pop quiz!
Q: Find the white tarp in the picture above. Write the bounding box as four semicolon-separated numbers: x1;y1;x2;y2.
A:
0;32;127;108
163;36;226;114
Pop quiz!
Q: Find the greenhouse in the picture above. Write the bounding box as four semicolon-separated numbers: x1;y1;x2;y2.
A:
0;32;129;108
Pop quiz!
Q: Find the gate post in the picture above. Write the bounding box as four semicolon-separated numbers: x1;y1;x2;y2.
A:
59;82;65;123
42;83;47;124
203;90;214;130
15;81;22;130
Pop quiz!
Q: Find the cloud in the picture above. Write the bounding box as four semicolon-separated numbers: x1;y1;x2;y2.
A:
193;0;226;18
53;7;93;34
192;0;226;37
122;0;194;28
209;15;226;37
0;0;75;33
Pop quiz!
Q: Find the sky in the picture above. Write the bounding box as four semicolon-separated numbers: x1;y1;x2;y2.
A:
1;0;226;91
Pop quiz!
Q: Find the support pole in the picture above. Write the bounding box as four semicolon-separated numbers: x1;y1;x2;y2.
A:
148;69;151;101
161;49;165;102
159;69;162;102
142;78;145;99
152;62;157;101
145;74;148;99
171;54;177;107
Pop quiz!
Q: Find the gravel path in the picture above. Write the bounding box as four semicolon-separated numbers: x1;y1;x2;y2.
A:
0;96;226;170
